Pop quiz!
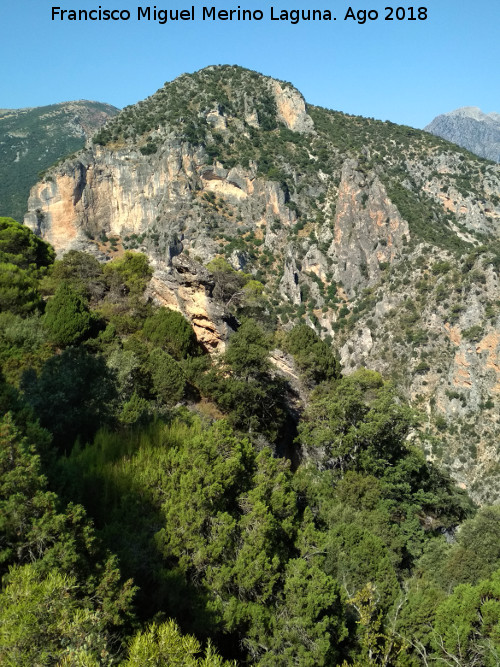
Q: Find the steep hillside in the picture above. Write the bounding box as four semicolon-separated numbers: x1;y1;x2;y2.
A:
425;106;500;163
0;100;118;220
24;65;500;502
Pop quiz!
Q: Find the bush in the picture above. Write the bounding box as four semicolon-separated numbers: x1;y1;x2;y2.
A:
284;324;340;386
142;308;198;360
43;250;105;301
148;349;186;405
462;325;483;342
22;347;116;449
0;263;41;315
43;283;95;346
0;217;54;271
104;251;152;296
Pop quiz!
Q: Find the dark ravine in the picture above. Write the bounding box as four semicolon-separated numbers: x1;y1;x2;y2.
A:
24;65;500;503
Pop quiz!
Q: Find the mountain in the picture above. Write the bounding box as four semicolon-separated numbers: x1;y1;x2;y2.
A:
0;100;118;221
425;107;500;162
24;65;500;502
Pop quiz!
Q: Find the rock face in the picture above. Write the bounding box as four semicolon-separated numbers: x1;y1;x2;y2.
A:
270;80;314;133
25;146;296;258
23;65;500;503
146;255;237;352
0;100;118;221
425;107;500;163
329;159;410;296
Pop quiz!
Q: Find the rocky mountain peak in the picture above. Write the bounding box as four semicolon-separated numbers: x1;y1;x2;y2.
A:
442;107;500;123
425;106;500;162
92;65;313;153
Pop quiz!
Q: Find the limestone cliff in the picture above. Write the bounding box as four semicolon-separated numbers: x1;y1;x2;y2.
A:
328;159;410;296
145;255;237;352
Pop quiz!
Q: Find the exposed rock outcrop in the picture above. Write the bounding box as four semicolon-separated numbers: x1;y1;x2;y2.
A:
329;159;410;296
271;80;314;134
146;255;237;352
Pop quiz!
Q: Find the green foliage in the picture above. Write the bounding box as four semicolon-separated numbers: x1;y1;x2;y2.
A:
206;257;258;311
241;279;264;306
203;321;287;439
395;578;446;662
0;411;136;666
22;347;116;450
224;319;271;377
0;218;54;314
346;583;407;666
0;262;42;315
325;523;400;610
432;260;452;275
148;348;186;405
440;506;500;588
206;256;235;274
119;391;150;426
155;420;255;575
0;217;54;271
261;556;347;666
0;556;135;666
42;250;105;301
432;569;500;666
103;251;152;296
284;323;340;386
43;282;96;346
0;312;50;387
142;307;198;359
298;369;415;473
462;324;483;341
139;140;159;155
107;348;144;402
384;181;468;252
0;563;109;666
155;431;305;662
0;412;67;575
124;619;236;666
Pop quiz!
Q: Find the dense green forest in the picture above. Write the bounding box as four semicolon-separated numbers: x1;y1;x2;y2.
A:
1;215;500;666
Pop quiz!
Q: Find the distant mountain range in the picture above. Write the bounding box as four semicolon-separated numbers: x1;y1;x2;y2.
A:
425;107;500;163
0;101;118;221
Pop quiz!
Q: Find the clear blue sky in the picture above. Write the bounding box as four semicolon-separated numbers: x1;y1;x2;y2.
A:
1;0;499;128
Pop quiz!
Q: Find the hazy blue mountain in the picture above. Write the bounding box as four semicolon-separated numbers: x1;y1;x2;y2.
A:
425;106;500;162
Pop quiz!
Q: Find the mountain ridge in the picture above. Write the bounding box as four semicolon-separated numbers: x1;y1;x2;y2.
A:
0;99;119;221
425;106;500;163
23;65;500;502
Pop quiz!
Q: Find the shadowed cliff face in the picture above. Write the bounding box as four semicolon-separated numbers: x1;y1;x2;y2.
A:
24;64;500;503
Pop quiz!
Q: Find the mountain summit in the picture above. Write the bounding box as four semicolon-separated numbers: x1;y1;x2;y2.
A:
24;65;500;502
425;106;500;162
